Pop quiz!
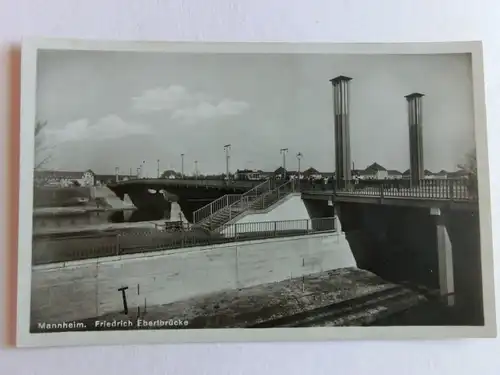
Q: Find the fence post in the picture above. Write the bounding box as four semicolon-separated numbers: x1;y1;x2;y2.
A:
379;184;384;199
209;204;213;229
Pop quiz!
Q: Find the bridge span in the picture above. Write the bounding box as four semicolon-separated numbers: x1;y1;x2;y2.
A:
107;177;477;221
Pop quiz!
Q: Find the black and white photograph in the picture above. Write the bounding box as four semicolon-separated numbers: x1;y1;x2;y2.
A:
16;40;496;346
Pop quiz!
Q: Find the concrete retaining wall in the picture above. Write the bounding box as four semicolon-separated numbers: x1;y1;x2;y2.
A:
237;194;310;223
31;232;356;324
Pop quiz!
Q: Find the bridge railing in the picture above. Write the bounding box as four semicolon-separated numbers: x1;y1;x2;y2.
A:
335;178;475;201
32;217;337;265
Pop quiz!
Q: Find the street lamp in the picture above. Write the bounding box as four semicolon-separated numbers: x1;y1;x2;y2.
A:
180;153;185;179
224;144;231;181
157;159;160;178
280;148;288;179
296;152;303;179
115;166;119;182
141;160;146;178
194;160;198;180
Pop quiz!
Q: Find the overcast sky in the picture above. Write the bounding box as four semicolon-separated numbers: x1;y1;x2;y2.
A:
35;50;475;177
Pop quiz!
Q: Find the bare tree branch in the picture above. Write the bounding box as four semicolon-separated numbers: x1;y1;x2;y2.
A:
34;120;55;184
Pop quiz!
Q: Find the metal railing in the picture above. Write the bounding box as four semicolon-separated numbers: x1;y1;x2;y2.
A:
218;216;335;237
32;217;337;265
242;179;296;211
221;179;295;223
334;178;475;201
193;178;273;224
192;194;242;223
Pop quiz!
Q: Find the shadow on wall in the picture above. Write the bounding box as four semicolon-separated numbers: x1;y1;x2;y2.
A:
338;203;440;288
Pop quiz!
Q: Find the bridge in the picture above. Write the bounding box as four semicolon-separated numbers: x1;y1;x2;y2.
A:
107;176;477;221
103;74;483;326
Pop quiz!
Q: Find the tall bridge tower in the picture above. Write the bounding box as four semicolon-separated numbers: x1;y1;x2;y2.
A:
405;93;425;185
330;75;353;190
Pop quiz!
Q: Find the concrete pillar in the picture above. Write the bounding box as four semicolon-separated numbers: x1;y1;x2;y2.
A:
430;207;455;306
333;204;343;233
330;76;353;190
405;93;425;186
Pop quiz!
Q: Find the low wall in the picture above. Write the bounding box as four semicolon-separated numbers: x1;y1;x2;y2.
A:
31;232;357;324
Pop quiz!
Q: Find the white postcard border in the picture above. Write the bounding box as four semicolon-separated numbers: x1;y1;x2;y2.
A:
16;39;497;347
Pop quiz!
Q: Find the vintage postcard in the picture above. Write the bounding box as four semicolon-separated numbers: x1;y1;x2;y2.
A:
16;39;496;347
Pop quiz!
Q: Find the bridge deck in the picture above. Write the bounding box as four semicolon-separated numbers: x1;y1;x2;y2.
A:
302;186;477;210
108;178;259;189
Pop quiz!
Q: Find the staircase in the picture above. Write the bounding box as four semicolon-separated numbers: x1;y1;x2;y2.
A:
194;179;296;232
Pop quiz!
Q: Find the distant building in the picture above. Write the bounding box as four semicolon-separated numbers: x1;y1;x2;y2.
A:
360;163;388;180
424;169;436;179
273;167;287;179
161;170;179;179
435;170;448;179
302;167;323;180
234;169;265;181
94;173;137;185
34;169;139;187
402;169;411;179
34;169;96;187
387;169;403;179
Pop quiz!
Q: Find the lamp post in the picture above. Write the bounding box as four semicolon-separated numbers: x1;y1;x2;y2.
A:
280;148;288;179
140;160;145;178
115;166;119;182
180;153;185;179
194;160;198;180
224;144;231;181
296;152;303;179
157;159;160;178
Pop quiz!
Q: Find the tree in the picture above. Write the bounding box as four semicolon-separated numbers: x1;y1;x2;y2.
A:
457;148;477;177
34;120;53;170
457;148;477;198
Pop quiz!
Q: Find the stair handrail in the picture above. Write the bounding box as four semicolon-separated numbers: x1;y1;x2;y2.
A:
228;179;295;214
193;194;242;223
192;178;273;224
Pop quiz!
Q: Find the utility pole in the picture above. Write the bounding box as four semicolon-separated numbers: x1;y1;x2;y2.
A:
280;148;288;179
224;144;231;181
157;159;160;178
181;153;185;179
